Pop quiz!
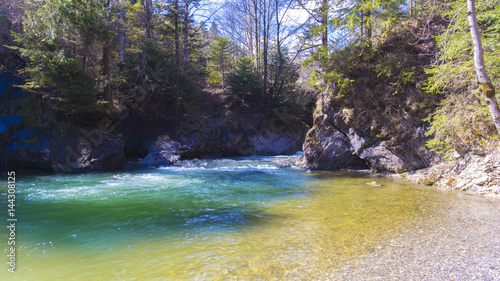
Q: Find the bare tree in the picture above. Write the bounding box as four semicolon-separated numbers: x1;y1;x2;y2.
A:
181;0;200;63
174;0;181;114
103;0;113;105
466;0;500;134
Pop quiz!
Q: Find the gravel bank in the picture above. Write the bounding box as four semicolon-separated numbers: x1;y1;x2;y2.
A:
328;193;500;280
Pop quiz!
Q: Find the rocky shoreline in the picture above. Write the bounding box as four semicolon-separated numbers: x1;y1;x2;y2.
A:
2;108;498;198
1;110;309;172
395;148;500;197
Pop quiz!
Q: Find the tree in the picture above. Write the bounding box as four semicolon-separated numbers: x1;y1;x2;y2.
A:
227;56;260;105
268;46;300;100
424;0;500;157
218;0;304;97
11;0;114;117
140;0;152;75
209;36;231;89
181;0;201;64
103;0;114;106
466;0;500;135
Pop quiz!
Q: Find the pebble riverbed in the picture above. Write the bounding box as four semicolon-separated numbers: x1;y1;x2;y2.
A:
329;193;500;280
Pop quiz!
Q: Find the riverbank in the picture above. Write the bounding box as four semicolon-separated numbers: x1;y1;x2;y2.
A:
395;148;500;198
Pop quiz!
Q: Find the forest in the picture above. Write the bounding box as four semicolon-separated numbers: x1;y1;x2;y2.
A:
0;0;499;173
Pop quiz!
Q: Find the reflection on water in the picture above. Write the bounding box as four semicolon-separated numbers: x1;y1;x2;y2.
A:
1;156;456;280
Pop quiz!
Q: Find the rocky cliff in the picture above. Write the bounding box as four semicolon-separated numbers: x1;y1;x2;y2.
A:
298;96;434;173
2;106;308;172
1;115;126;172
299;17;446;173
130;113;309;168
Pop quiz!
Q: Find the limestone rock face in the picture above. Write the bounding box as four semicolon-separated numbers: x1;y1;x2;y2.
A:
299;98;433;173
180;118;309;159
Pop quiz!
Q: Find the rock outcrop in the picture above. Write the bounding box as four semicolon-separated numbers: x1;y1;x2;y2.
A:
137;136;186;167
298;17;446;173
402;149;500;196
179;117;309;159
1;116;126;172
298;98;433;173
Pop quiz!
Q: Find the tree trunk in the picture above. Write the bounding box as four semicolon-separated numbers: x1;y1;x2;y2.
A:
144;0;151;39
183;0;190;63
321;0;328;47
103;0;112;105
174;0;181;114
119;12;125;61
366;9;372;47
262;0;267;95
103;46;112;103
141;0;152;75
253;0;259;70
467;0;500;134
271;0;283;100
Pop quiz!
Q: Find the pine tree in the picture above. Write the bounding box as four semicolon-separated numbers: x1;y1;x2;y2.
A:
227;56;260;105
209;37;231;90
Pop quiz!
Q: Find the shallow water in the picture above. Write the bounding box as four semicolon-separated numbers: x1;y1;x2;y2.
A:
0;155;464;280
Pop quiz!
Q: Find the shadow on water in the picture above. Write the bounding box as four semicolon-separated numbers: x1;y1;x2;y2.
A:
14;203;281;249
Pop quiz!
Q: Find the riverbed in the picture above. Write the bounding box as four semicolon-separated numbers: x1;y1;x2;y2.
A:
1;155;499;280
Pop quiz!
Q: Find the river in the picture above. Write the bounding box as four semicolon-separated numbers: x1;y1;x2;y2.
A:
1;154;499;280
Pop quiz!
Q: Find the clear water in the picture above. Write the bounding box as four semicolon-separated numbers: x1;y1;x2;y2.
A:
1;155;453;280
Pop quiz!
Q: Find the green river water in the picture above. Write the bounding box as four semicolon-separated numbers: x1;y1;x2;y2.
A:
1;155;460;280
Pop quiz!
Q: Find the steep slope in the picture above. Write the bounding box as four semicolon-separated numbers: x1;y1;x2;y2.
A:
299;16;447;172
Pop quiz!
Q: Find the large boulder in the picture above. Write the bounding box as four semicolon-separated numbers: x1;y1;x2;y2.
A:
138;136;186;167
299;98;433;173
299;123;366;170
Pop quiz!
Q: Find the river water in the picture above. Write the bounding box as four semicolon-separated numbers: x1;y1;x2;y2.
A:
1;154;498;280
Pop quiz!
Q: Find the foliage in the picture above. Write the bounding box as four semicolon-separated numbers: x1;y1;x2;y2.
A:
123;0;207;120
227;56;260;106
268;47;300;99
208;36;231;89
424;0;500;158
340;0;406;41
304;17;442;148
10;0;113;117
301;0;406;52
6;0;213;123
424;91;495;159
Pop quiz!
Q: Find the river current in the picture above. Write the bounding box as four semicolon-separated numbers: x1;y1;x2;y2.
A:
0;154;488;280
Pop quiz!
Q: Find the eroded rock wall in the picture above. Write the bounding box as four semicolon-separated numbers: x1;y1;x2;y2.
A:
299;97;433;172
